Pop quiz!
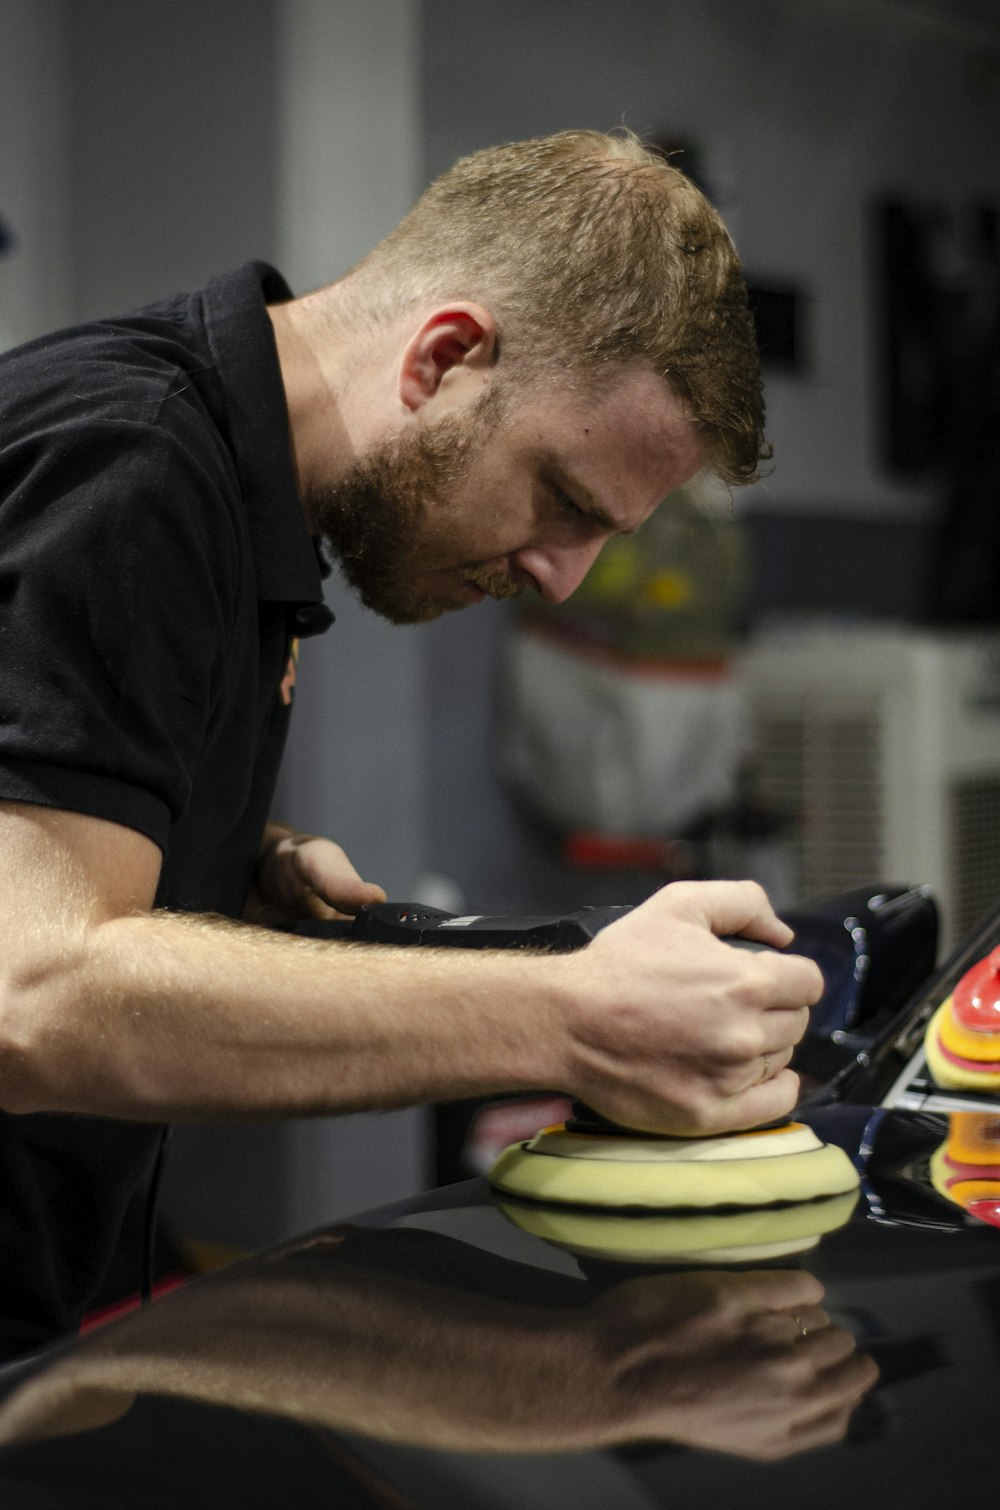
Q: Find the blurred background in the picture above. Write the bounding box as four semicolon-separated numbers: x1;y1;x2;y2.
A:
3;0;999;1252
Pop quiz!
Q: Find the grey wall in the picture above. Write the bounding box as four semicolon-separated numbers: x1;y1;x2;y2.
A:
0;0;73;347
65;0;280;319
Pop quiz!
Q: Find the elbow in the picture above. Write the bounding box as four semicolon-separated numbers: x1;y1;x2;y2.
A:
0;993;44;1115
0;947;88;1116
0;978;51;1116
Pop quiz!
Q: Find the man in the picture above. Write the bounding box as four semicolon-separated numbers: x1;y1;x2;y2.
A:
0;130;822;1350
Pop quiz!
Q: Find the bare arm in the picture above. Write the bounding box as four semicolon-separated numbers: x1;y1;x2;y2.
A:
0;1238;876;1459
0;802;822;1131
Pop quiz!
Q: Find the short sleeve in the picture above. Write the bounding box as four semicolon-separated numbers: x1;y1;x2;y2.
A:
0;406;242;851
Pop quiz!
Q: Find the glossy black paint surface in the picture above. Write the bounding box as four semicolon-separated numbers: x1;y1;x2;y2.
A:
1;1096;999;1509
2;900;1000;1508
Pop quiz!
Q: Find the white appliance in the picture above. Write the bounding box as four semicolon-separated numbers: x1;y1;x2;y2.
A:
740;622;1000;951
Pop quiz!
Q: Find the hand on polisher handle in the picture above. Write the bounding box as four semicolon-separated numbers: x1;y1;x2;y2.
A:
554;880;824;1138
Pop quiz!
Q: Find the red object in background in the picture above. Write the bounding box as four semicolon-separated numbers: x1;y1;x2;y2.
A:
563;830;680;871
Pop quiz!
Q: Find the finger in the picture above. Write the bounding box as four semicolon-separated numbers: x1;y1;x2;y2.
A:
710;1016;808;1093
661;879;796;949
298;841;387;912
797;1323;860;1373
714;1003;810;1085
723;1269;826;1312
297;838;363;891
749;1303;832;1348
304;879;386;919
749;950;825;1011
709;1045;787;1099
317;878;387;914
729;1044;796;1097
786;1303;832;1339
716;1066;802;1131
778;1402;861;1458
788;1349;879;1435
301;891;348;922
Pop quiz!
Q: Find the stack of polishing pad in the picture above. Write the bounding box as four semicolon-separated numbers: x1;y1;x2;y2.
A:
929;1113;1000;1229
925;946;1000;1092
489;1120;860;1265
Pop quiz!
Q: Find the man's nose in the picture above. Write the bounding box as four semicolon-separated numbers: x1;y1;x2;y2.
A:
513;538;608;604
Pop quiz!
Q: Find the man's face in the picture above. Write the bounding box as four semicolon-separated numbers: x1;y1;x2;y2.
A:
308;366;704;625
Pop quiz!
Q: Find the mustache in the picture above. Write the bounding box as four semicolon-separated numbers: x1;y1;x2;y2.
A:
464;565;525;602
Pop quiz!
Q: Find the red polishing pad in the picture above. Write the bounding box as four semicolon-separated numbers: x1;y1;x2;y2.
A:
952;947;1000;1035
925;948;1000;1089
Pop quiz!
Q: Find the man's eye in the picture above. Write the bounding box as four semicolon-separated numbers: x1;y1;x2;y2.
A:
555;488;585;520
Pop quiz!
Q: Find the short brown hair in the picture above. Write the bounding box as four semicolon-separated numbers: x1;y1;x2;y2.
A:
352;130;767;487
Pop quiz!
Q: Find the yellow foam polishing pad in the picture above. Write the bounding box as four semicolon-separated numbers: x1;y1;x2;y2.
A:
494;1187;859;1265
488;1121;860;1211
925;999;1000;1091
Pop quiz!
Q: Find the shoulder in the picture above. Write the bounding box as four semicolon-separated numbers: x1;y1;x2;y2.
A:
1;306;243;563
2;295;223;445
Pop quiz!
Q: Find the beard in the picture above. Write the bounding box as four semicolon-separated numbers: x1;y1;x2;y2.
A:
307;390;523;625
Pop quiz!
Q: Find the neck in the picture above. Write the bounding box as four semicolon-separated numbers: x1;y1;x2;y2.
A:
268;287;386;517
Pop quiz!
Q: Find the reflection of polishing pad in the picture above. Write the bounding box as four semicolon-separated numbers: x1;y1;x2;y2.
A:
925;997;1000;1091
488;1121;860;1211
494;1187;860;1265
929;1112;1000;1229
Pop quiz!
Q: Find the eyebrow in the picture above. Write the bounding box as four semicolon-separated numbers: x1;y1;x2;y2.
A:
542;454;627;535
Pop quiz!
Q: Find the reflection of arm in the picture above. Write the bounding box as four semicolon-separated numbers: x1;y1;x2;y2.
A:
0;1231;877;1461
581;1267;877;1460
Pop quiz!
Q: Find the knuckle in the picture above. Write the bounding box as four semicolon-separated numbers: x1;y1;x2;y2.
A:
686;1099;728;1136
725;1022;763;1062
660;880;698;913
733;970;770;1013
789;1007;811;1044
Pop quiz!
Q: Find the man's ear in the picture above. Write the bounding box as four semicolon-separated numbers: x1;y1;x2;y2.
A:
398;303;498;412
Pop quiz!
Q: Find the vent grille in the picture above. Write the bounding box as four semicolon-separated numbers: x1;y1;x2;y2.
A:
950;777;1000;940
751;696;883;901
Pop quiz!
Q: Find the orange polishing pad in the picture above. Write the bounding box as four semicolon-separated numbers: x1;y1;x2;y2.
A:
925;948;1000;1090
929;1113;1000;1229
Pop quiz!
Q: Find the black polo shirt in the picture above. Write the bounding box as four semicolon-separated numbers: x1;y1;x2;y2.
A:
0;263;333;1355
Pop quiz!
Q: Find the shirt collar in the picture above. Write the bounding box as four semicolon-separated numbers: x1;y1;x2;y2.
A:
202;262;330;622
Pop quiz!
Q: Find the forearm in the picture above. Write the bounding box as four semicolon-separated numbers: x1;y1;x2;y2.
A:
0;1259;596;1452
0;803;826;1134
2;910;567;1121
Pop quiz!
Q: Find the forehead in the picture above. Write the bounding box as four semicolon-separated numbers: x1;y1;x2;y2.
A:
509;366;704;525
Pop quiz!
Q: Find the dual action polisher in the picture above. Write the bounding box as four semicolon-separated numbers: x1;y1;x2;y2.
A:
307;901;861;1256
